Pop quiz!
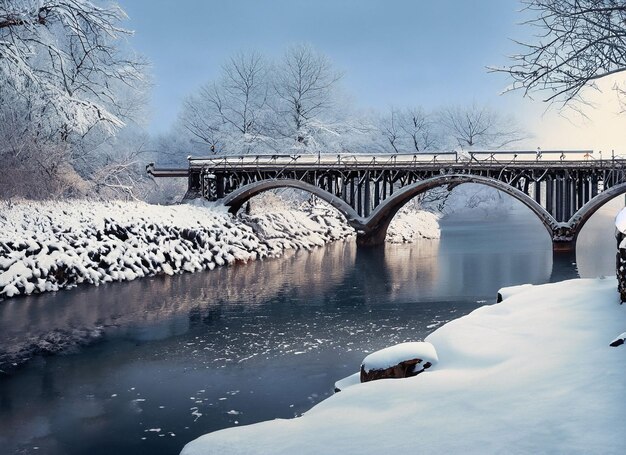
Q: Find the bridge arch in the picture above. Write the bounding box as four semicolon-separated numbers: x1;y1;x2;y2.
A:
222;179;365;230
361;174;559;245
569;181;626;240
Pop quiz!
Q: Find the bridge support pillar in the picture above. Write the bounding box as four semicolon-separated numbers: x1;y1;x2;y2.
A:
550;248;578;282
552;224;577;252
356;228;388;247
552;239;576;252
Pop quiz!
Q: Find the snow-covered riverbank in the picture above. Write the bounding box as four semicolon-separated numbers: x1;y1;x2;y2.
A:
0;199;354;299
182;277;626;455
0;199;441;300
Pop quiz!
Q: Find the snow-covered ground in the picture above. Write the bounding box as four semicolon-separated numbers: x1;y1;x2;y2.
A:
0;198;440;299
386;208;440;242
0;199;353;299
182;277;626;455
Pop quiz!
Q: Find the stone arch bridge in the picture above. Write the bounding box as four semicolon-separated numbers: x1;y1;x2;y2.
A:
147;151;626;251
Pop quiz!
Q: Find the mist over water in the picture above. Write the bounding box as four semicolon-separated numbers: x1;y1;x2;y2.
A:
0;200;620;455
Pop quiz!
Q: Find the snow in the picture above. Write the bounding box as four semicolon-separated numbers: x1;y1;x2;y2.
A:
496;283;533;302
0;196;441;299
615;207;626;234
182;277;626;455
0;199;353;299
334;373;360;392
361;341;438;373
386;208;440;243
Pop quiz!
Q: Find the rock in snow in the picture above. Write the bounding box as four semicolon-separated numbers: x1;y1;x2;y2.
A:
609;332;626;347
334;372;361;393
360;341;438;382
496;283;534;303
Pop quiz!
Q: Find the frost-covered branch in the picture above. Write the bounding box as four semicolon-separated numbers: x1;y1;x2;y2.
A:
491;0;626;106
0;0;145;135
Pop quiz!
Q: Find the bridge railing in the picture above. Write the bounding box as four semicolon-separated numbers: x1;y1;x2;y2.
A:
186;150;598;169
187;152;461;168
147;150;626;179
467;150;594;164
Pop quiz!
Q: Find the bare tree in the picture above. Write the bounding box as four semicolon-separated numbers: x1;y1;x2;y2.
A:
491;0;626;106
379;107;403;153
272;44;342;149
180;51;269;153
439;102;526;149
400;107;438;152
376;107;438;154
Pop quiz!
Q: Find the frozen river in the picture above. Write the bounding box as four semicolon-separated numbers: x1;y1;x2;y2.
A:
0;201;620;455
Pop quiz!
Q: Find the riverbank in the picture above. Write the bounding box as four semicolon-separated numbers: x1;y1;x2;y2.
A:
182;277;626;454
0;198;440;300
0;199;353;299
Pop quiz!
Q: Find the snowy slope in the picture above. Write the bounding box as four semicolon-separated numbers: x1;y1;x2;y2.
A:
182;277;626;455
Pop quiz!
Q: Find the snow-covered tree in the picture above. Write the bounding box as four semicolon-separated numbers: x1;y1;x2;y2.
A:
438;102;526;150
270;44;343;151
0;0;147;199
0;0;145;135
492;0;626;107
180;51;269;154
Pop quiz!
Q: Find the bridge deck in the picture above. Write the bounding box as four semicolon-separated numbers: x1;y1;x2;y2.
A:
149;151;617;176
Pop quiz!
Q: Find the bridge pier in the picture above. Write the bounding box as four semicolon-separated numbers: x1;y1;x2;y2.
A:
551;224;577;252
355;228;388;247
549;248;578;282
552;239;576;252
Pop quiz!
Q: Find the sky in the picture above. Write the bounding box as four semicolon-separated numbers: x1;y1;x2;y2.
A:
123;0;626;154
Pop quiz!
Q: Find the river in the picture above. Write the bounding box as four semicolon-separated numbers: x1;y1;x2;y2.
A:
0;200;621;455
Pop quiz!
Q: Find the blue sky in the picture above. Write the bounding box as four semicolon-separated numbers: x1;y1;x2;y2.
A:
124;0;525;133
122;1;626;153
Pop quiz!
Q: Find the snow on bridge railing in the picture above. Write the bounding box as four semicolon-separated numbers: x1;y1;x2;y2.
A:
187;152;460;167
148;150;616;177
467;149;594;163
186;149;598;168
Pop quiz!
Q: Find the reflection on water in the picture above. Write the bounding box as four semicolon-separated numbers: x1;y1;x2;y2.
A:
0;243;357;364
0;205;620;455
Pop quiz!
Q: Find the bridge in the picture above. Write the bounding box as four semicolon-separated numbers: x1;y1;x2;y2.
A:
147;150;626;251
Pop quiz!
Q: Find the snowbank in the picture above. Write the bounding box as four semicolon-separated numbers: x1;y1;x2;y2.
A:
0;199;353;299
182;277;626;455
615;207;626;234
386;208;440;242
